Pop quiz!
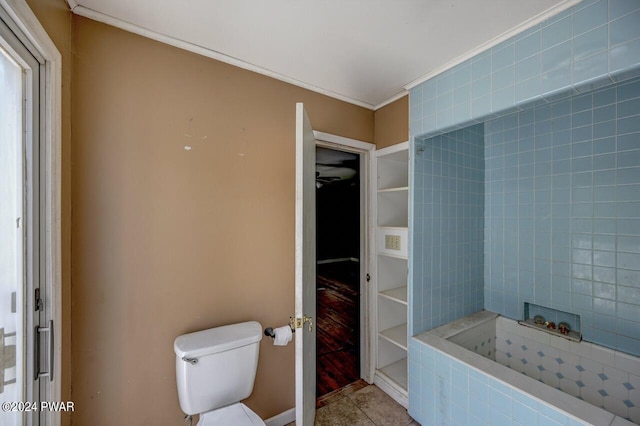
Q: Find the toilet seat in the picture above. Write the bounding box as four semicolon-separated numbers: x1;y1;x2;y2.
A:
198;402;265;426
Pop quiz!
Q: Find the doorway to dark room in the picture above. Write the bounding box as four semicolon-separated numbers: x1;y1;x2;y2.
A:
315;146;361;398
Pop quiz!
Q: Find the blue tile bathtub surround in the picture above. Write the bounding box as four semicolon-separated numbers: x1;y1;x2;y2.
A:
484;78;640;356
409;0;640;139
407;0;640;421
408;338;588;426
409;320;640;425
412;125;485;334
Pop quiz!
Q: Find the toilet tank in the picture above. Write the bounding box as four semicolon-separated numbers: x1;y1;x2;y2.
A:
174;321;263;416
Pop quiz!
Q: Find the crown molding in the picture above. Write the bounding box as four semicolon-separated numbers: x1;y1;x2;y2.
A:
69;4;377;110
374;90;409;110
404;0;583;91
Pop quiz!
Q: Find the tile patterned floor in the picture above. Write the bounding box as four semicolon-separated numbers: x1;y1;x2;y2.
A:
286;381;418;426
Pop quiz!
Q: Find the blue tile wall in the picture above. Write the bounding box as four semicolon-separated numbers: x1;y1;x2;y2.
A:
409;0;640;140
407;0;640;420
412;124;485;335
408;338;587;426
484;78;640;356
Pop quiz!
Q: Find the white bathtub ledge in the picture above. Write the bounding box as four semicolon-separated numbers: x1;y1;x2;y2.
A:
415;333;617;426
611;416;636;426
427;310;498;339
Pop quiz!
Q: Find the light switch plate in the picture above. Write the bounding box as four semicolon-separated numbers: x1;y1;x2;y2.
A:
385;234;401;250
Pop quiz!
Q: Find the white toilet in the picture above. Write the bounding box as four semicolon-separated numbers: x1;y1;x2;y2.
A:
174;321;265;425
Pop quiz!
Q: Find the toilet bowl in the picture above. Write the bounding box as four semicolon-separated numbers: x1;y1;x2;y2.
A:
198;402;264;426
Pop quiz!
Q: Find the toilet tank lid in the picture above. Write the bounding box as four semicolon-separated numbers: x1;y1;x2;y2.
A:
174;321;263;358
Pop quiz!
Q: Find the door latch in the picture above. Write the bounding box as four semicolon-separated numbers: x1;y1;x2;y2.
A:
34;288;43;311
289;315;313;332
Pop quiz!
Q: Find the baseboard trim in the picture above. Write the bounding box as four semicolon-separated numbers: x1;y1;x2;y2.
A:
317;257;359;265
373;373;408;409
264;407;295;426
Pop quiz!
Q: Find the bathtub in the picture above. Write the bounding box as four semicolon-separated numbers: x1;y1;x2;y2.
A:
409;311;639;425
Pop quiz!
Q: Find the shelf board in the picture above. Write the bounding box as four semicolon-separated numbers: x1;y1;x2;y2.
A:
379;287;407;305
378;186;409;193
378;357;407;390
378;252;408;260
379;323;407;350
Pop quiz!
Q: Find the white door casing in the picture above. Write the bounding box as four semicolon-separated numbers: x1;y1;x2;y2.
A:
314;131;375;384
294;103;316;425
0;2;62;425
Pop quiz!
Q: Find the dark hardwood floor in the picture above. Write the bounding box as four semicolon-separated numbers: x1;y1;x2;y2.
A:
316;261;360;397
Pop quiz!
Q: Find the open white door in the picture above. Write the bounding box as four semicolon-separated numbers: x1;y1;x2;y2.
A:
295;103;316;425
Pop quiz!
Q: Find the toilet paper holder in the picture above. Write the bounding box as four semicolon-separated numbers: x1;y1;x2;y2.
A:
264;326;294;338
264;315;313;338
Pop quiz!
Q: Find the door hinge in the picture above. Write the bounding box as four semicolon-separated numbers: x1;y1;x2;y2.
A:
366;273;371;282
289;315;313;332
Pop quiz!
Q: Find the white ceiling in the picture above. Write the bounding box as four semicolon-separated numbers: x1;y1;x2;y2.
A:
66;0;578;109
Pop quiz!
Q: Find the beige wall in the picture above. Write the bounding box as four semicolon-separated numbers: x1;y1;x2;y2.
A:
374;95;409;149
70;16;373;425
23;1;72;425
22;3;409;423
